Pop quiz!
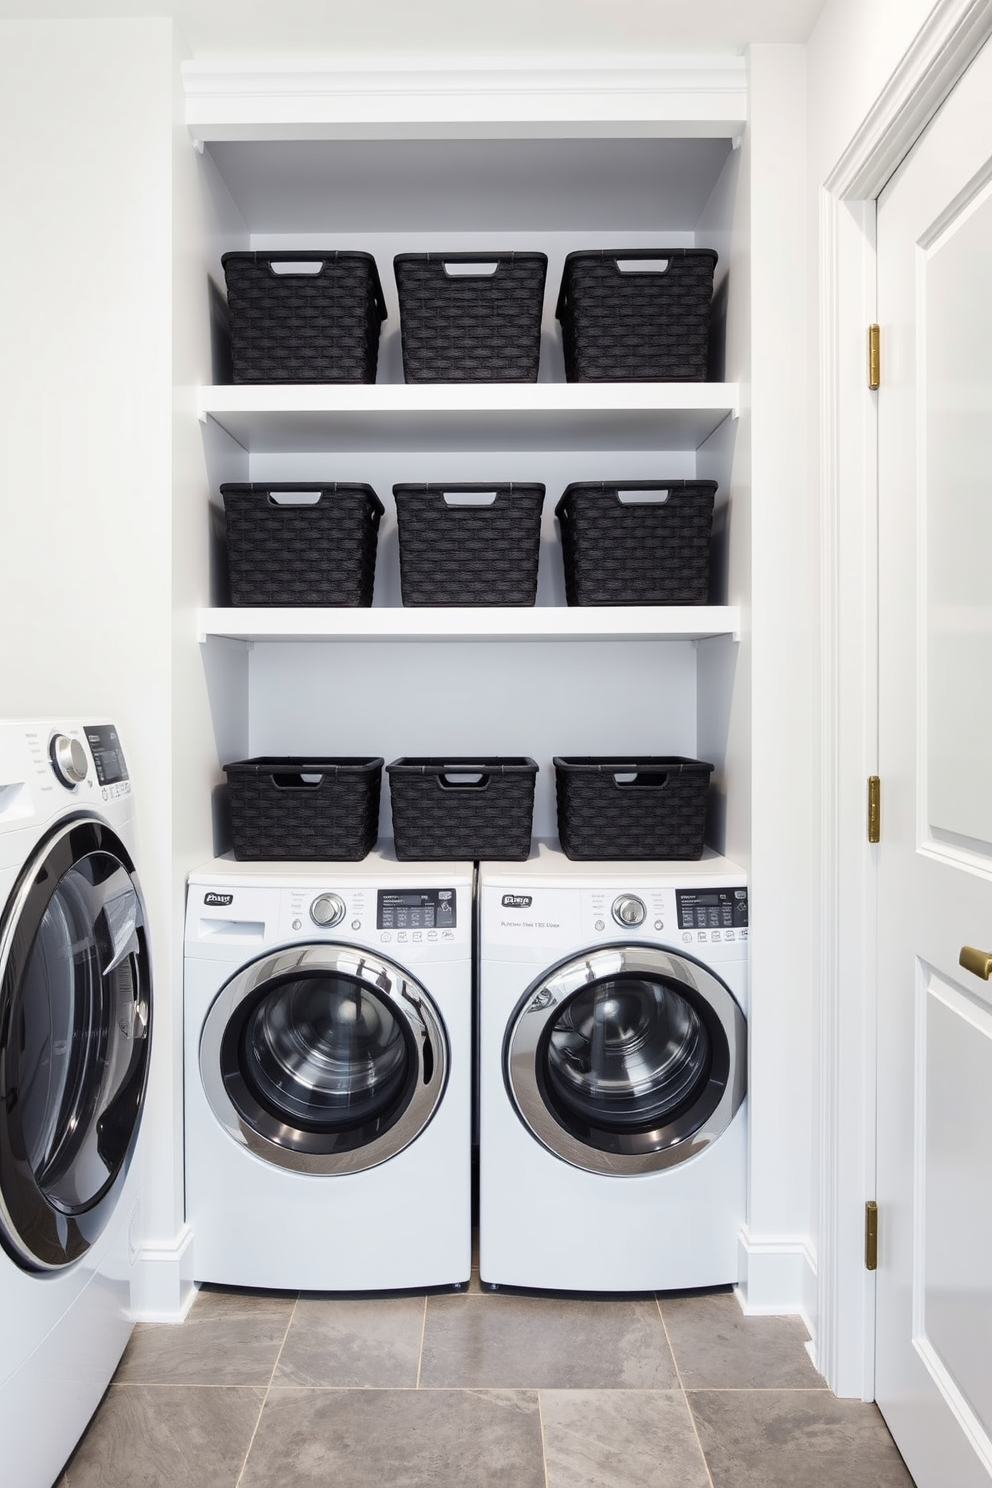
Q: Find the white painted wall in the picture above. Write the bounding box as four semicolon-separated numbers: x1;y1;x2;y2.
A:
0;0;827;59
0;20;173;729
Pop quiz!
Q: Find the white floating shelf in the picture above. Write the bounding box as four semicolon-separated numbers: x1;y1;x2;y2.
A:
197;606;740;644
197;383;739;454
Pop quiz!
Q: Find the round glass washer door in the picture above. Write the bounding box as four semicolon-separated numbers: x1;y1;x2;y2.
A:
0;816;152;1271
504;944;746;1175
200;943;448;1175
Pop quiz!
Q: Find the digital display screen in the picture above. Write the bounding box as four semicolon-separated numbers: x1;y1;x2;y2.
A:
676;888;748;930
85;725;128;786
377;889;456;930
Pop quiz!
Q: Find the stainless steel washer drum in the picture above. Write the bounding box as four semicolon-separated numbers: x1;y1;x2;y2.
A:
504;943;745;1175
200;942;447;1175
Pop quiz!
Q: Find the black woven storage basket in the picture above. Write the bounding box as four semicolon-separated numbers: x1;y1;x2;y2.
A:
221;483;384;607
394;252;547;382
387;757;538;861
222;251;386;383
554;756;714;861
555;249;718;382
224;757;383;861
392;483;545;606
555;480;717;606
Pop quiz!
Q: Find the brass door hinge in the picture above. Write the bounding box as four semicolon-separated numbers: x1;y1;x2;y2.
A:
868;776;881;843
868;324;881;390
865;1200;878;1271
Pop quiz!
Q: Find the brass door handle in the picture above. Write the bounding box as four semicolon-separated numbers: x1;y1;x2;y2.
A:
959;946;992;981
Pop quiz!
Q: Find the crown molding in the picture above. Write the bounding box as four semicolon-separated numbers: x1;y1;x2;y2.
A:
183;55;747;141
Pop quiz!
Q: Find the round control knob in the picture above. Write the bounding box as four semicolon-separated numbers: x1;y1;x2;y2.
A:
310;893;346;929
50;734;88;788
612;894;646;928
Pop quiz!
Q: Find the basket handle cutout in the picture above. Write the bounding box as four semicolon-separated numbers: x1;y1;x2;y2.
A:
268;259;325;276
438;770;489;789
266;490;324;506
613;771;672;790
441;490;498;507
443;261;499;277
615;258;671;274
270;772;325;789
615;488;672;505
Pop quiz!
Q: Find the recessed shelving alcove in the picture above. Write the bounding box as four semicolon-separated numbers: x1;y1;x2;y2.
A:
187;58;749;850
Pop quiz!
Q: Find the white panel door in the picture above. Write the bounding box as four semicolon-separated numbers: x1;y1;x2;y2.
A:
876;33;992;1488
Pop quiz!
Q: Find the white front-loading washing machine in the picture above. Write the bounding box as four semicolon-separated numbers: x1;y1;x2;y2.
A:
0;719;152;1488
184;852;473;1292
478;842;748;1293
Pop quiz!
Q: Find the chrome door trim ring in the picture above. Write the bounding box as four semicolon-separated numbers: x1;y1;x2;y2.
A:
504;943;746;1175
199;942;448;1174
0;814;151;1270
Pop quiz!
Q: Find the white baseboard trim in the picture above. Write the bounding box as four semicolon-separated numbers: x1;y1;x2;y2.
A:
735;1227;817;1335
130;1225;199;1323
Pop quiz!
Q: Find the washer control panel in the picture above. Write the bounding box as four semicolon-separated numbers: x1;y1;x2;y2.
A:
84;723;129;787
196;882;471;949
34;721;130;798
676;888;749;931
377;889;456;931
490;882;748;950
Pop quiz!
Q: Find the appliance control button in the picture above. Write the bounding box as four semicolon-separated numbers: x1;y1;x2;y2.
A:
654;919;664;931
310;893;346;928
50;733;87;787
594;919;606;932
292;918;302;931
351;919;361;931
612;894;646;928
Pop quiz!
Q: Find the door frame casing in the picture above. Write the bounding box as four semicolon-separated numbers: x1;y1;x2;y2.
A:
815;0;992;1400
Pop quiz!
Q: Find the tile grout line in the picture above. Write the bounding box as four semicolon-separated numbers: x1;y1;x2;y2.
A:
107;1381;701;1393
104;1380;831;1394
233;1292;300;1488
536;1389;551;1488
684;1386;832;1394
415;1294;428;1389
656;1296;716;1488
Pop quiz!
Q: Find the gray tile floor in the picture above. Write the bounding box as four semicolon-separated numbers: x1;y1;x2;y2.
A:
55;1275;916;1487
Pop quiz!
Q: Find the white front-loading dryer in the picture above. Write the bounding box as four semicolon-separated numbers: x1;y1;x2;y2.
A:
478;842;748;1293
184;852;473;1292
0;719;152;1488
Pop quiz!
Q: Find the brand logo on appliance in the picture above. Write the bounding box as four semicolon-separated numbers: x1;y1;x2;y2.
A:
204;892;234;906
501;894;533;909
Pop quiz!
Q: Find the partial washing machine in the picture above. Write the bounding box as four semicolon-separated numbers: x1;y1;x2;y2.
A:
478;842;748;1292
184;852;473;1291
0;719;152;1488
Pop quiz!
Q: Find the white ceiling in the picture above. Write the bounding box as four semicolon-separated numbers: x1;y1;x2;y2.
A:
0;0;827;59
